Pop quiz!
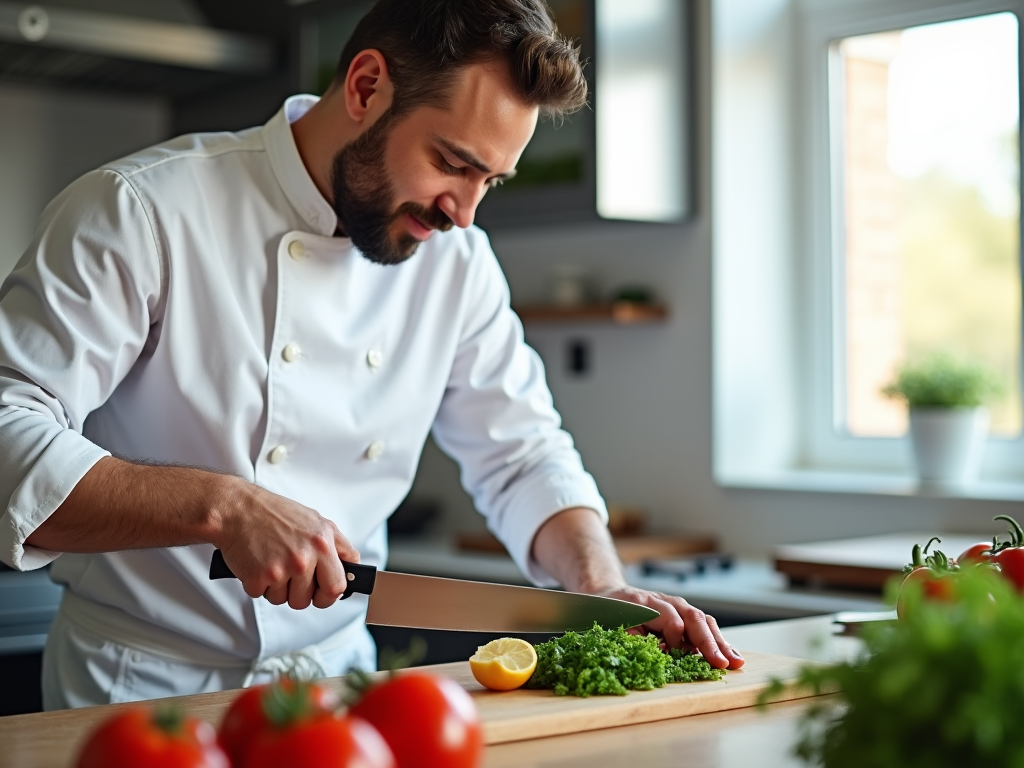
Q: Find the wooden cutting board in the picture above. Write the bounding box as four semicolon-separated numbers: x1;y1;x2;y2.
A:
0;651;816;766
445;650;815;744
774;532;993;591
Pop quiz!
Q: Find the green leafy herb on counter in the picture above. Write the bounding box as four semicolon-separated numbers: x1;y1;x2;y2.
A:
526;624;724;697
759;566;1024;767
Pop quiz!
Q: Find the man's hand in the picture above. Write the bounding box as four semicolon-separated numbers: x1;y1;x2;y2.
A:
599;586;744;669
211;477;360;610
531;506;744;670
26;457;360;611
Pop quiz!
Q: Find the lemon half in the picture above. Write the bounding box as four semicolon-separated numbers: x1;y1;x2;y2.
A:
469;637;538;691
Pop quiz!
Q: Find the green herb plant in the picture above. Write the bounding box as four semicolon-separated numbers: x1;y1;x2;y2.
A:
881;352;1003;408
760;567;1024;767
526;623;724;697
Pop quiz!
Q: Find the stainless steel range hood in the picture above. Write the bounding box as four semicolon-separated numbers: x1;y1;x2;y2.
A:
0;1;274;96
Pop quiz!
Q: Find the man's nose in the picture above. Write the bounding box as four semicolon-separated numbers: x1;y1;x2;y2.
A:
437;186;486;229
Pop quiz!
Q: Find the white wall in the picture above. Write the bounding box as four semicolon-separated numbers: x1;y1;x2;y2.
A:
409;0;1024;557
713;0;800;481
0;84;169;278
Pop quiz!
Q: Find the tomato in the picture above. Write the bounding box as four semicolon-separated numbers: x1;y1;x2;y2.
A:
897;565;959;618
218;679;337;767
350;672;483;768
991;515;1024;593
994;547;1024;592
896;537;960;620
957;542;995;566
246;715;393;768
76;707;229;768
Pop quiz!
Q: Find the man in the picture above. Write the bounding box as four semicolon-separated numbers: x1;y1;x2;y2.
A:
0;0;743;709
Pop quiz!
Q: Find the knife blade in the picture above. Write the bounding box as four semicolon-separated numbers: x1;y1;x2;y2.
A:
209;549;659;633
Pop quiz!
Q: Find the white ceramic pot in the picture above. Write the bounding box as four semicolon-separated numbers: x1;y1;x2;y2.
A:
908;407;989;487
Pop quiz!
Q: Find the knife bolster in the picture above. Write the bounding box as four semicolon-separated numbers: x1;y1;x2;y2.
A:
341;562;377;599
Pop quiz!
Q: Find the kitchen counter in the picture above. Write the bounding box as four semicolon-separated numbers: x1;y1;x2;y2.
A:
0;537;887;660
388;536;886;623
0;615;853;768
0;545;875;717
484;696;813;767
488;615;857;767
0;695;820;768
0;567;62;655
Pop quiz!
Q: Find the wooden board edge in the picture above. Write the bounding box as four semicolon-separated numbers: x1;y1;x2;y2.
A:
481;681;825;745
774;558;897;590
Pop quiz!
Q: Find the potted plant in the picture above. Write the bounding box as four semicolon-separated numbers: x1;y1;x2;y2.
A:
882;354;1003;487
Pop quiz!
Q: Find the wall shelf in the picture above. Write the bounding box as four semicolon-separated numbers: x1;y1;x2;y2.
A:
515;302;669;325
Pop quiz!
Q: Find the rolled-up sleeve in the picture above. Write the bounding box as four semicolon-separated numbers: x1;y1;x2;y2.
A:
0;170;163;570
430;234;607;586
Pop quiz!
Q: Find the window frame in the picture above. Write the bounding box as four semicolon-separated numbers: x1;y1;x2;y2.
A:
799;0;1024;480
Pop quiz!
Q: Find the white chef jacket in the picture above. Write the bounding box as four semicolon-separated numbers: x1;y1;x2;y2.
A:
0;95;607;707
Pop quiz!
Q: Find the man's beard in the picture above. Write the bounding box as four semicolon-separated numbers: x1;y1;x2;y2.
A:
330;113;453;266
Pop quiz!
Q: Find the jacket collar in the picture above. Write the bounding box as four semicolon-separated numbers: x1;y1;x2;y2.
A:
263;95;340;237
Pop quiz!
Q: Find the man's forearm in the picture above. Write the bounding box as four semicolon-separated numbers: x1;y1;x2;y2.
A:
25;455;361;609
530;506;627;594
24;456;231;553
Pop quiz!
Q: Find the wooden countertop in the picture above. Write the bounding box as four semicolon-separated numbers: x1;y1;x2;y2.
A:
0;616;853;768
485;698;812;767
489;617;856;767
0;689;816;768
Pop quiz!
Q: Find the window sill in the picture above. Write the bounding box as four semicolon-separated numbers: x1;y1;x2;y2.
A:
717;468;1024;502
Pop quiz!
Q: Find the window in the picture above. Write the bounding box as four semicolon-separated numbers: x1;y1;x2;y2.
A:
800;1;1024;482
834;14;1021;439
595;0;689;221
713;0;1024;493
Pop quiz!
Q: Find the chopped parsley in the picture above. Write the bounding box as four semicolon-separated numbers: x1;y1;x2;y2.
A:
526;624;725;697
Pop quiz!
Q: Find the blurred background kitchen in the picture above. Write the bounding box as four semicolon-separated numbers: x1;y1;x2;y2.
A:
1;0;1022;715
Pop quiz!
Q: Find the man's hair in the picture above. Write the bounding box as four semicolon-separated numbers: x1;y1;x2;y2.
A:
334;0;588;120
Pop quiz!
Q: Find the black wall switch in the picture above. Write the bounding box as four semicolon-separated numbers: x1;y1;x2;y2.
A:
567;338;591;376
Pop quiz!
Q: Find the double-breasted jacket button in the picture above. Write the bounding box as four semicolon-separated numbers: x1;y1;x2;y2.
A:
287;240;306;260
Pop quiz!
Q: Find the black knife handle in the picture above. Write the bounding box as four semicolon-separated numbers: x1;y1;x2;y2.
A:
209;549;235;580
209;549;377;600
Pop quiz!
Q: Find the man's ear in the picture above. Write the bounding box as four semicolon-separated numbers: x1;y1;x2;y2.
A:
344;49;394;124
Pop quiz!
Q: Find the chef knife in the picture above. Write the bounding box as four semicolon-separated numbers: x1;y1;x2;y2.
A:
209;549;659;632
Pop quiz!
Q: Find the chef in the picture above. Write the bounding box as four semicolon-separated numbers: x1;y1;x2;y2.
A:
0;0;744;709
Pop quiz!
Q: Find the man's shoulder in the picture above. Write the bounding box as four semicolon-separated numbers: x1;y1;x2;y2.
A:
101;125;266;184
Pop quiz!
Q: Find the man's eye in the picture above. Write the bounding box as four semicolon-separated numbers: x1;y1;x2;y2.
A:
439;156;462;175
488;178;505;189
